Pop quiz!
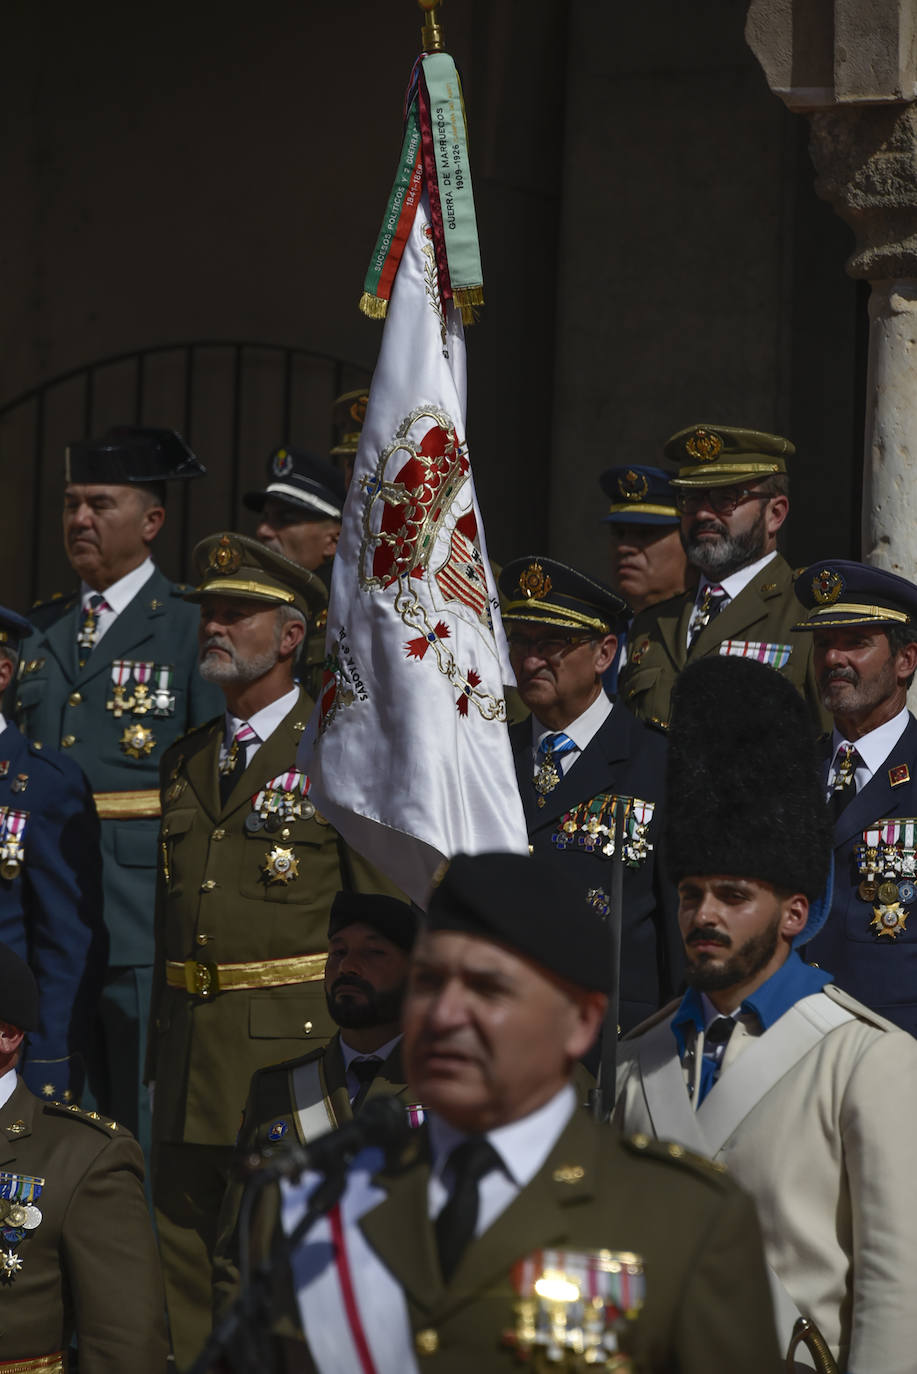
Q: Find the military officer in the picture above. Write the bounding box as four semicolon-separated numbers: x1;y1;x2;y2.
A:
328;385;369;491
614;654;917;1373
0;940;168;1374
14;425;222;1157
212;889;416;1320
618;423;825;730
0;606;106;1103
792;560;917;1034
245;443;346;700
499;557;680;1031
261;852;780;1374
148;532;399;1371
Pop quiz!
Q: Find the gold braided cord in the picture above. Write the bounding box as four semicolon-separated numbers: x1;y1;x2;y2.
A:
606;503;678;517
798;603;911;626
502;600;611;633
0;1355;65;1374
93;789;162;818
191;580;294;604
166;952;327;994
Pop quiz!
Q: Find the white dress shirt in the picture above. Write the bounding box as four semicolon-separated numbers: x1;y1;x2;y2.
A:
340;1034;403;1103
80;557;156;646
222;685;300;768
427;1084;575;1235
530;691;613;780
827;706;910;799
686;550;778;649
0;1068;17;1111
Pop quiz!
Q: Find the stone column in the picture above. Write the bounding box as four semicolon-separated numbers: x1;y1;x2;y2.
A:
746;0;917;579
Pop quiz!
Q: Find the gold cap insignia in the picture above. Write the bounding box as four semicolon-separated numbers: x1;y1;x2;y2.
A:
812;568;843;604
684;428;723;463
208;534;244;576
272;448;294;477
617;470;649;502
517;560;552;601
5;1120;27;1138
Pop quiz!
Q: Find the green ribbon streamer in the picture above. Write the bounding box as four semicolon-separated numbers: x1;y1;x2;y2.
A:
422;53;483;298
361;103;422;302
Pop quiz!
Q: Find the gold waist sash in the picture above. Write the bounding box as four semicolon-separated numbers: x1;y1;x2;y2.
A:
0;1354;65;1374
166;951;327;999
94;789;162;819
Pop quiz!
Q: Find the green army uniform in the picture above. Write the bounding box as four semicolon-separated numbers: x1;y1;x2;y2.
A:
212;1033;410;1321
259;1108;780;1374
16;569;222;1145
618;424;827;731
0;1078;167;1374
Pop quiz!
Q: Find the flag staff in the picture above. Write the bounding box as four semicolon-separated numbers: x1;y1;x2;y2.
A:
419;0;445;54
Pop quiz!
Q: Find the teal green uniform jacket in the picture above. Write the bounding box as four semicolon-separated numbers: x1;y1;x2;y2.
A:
15;567;222;966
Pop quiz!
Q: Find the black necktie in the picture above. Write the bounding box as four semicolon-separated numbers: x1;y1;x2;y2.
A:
349;1056;382;1110
828;744;861;823
698;1016;736;1104
435;1137;501;1282
77;592;108;667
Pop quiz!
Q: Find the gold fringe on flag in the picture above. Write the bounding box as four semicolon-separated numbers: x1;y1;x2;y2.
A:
454;285;484;325
359;292;389;320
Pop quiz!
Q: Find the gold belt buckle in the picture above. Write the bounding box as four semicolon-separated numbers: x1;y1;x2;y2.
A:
184;959;219;998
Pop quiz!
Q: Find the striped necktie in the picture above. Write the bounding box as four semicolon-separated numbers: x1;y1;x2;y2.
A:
688;584;727;648
219;722;257;802
534;731;578;799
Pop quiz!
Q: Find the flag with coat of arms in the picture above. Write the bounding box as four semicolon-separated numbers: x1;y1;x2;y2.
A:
298;26;529;906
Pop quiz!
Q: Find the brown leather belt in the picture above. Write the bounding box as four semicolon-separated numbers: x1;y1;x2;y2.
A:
0;1354;65;1374
166;952;327;999
93;788;162;819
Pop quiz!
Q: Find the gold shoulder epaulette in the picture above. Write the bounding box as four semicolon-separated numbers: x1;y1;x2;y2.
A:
624;1133;729;1180
44;1102;122;1135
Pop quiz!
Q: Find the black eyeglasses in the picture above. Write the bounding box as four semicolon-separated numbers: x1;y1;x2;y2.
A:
507;632;596;660
675;486;772;516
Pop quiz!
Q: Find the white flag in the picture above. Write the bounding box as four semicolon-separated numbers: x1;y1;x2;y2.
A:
298;193;528;906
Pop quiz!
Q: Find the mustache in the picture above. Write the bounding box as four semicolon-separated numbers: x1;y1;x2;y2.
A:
821;667;857;686
201;635;234;654
685;928;731;949
687;519;727;540
330;974;374;998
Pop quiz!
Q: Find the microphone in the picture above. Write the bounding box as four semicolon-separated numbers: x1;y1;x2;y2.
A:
251;1095;413;1181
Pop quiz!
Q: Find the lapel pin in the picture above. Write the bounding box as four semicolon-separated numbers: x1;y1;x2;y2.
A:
552;1164;585;1184
889;764;910;787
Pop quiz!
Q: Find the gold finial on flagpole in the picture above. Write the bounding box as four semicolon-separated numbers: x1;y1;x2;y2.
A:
419;0;444;54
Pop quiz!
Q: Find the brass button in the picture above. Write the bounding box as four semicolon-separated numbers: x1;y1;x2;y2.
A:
200;879;216;892
60;735;76;748
415;1329;439;1356
528;843;534;855
68;691;82;706
303;1021;313;1035
196;933;210;946
280;827;291;840
810;962;820;969
667;1143;685;1159
32;741;42;750
211;828;225;841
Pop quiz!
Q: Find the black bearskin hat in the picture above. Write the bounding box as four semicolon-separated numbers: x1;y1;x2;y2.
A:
665;656;831;901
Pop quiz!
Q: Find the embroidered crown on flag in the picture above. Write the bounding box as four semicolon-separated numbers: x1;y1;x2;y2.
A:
298;0;528;906
359;3;484;325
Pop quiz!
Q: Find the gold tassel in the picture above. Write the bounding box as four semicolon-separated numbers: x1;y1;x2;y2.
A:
459;303;479;326
359;292;388;320
454;285;485;309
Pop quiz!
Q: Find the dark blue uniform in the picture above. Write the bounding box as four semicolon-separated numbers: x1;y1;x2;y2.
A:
0;719;106;1099
14;566;222;1144
807;716;917;1037
510;703;681;1031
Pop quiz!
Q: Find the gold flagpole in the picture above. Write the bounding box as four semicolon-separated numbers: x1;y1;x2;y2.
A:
419;0;445;54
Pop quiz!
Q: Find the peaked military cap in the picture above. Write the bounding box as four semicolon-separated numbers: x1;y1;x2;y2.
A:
329;388;370;460
185;532;327;621
0;605;34;648
426;852;613;992
792;559;917;633
0;941;39;1032
499;557;629;633
665;424;794;489
328;892;418;952
243;445;346;520
600;465;679;527
65;426;205;485
666;656;832;944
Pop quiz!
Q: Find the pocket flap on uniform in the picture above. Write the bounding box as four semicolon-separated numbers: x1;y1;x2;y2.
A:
113;820;160;867
160;809;196;839
620;665;660;700
249;996;315;1039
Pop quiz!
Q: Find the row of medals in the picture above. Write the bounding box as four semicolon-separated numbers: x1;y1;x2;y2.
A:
247;787;317;885
0;1194;42;1281
856;841;916;938
107;676;176;759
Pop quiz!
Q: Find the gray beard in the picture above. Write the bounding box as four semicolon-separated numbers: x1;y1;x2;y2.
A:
199;641;279;685
683;511;767;580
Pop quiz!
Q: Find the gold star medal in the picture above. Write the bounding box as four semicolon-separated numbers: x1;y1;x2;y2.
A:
262;846;300;885
0;1248;23;1280
871;902;909;938
121;724;156;758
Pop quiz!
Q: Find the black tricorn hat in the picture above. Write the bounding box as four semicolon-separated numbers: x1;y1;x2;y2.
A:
665;657;831;917
65;426;205;485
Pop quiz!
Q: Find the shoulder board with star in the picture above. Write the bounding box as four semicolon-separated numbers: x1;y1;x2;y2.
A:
169;582;193;597
27;591;78;629
622;1132;731;1184
42;1102;124;1136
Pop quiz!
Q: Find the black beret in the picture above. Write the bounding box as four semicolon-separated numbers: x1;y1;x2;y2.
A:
665;656;831;903
426;853;612;993
327;892;418;952
0;942;38;1032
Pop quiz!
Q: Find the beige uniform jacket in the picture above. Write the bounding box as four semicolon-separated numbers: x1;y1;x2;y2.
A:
0;1079;167;1372
618;553;827;731
211;1032;409;1320
251;1105;779;1374
613;984;917;1373
147;687;399;1148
